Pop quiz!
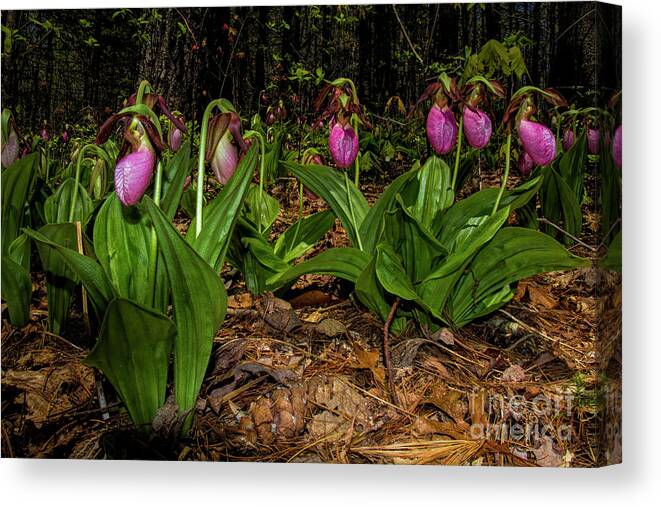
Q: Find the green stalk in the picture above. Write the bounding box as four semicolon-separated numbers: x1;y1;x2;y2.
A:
291;180;304;247
244;130;266;234
195;98;230;238
69;144;99;222
451;115;464;192
492;131;512;216
135;80;152;105
147;160;163;307
345;172;363;251
352;115;360;188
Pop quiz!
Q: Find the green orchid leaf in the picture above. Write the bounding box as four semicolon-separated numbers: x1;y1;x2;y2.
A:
44;178;93;225
359;168;416;255
267;247;370;288
282;160;369;248
1;256;32;327
85;298;175;430
22;227;114;321
355;256;407;335
274;210;335;263
188;143;258;273
448;227;590;327
93;195;164;309
144;196;227;433
540;165;582;245
34;223;79;334
435;175;541;246
160;141;193;221
2;153;38;254
600;231;621;273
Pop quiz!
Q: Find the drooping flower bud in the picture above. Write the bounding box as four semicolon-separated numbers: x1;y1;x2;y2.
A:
1;127;19;167
328;119;359;168
169;127;182;152
518;152;534;177
426;104;457;155
62;130;70;143
562;128;574;151
207;112;247;185
462;106;492;149
211;130;239;185
612;125;622;167
517;119;556;166
587;128;600;155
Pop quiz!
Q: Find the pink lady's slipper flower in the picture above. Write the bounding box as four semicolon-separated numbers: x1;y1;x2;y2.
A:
562;129;574;151
62;130;70;143
587;128;600;155
518;152;534;177
517;119;556;166
462;106;492;149
426;104;457;155
114;145;156;206
207;112;248;185
328;118;359;168
40;126;49;141
612;125;622;167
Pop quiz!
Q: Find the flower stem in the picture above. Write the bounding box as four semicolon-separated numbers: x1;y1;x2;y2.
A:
292;180;304;247
451;115;464;192
352;116;360;188
148;160;163;308
69;144;99;222
135;80;152;105
244;130;267;234
196;98;230;238
492;131;512;216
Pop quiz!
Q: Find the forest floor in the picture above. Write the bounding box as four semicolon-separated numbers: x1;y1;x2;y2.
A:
0;172;622;466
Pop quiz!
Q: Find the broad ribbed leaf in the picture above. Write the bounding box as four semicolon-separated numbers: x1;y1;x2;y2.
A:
599;139;621;244
359;169;415;255
188;144;258;272
244;184;280;232
274;210;335;263
85;298;175;430
435;175;541;245
600;231;621;272
384;196;447;283
282;161;369;248
267;247;370;288
355;256;407;334
144;197;226;431
35;223;79;334
375;243;422;303
44;178;93;225
540;165;582;245
408;156;454;229
22;227;114;320
161;141;193;220
94;195;156;307
1;153;38;253
449;227;589;327
1;256;32;326
418;207;510;318
559;131;587;202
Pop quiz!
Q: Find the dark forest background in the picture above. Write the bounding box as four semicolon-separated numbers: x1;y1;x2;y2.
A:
1;2;621;132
